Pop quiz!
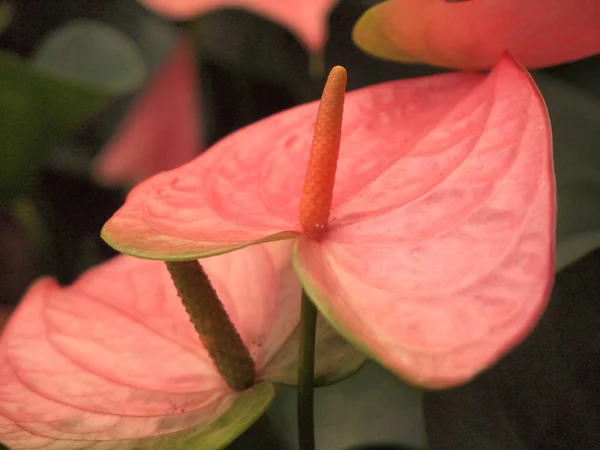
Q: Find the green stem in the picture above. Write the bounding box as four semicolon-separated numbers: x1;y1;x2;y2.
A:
165;261;255;391
298;289;317;450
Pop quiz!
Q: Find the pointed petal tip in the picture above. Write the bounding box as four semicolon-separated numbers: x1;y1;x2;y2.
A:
355;0;600;70
1;276;59;337
352;0;420;63
101;216;299;261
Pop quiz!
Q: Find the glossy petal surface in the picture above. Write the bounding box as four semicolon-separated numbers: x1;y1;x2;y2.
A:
140;0;338;51
295;55;555;388
353;0;600;69
93;36;202;187
104;61;491;259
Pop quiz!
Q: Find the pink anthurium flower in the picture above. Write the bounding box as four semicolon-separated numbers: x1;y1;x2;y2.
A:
352;0;600;70
139;0;338;51
102;54;555;387
0;241;363;449
93;35;202;187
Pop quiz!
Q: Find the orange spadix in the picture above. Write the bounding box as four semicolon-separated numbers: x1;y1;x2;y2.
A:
299;65;347;238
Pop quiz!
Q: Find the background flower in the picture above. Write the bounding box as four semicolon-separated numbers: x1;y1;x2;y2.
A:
139;0;339;51
93;35;202;187
0;241;362;449
352;0;600;70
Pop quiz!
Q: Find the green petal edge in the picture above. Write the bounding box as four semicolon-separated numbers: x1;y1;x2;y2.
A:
143;381;275;450
100;223;299;261
0;381;278;450
352;0;420;64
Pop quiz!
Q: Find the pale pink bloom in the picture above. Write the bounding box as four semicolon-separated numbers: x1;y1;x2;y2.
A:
353;0;600;70
93;36;202;187
0;239;361;448
139;0;339;51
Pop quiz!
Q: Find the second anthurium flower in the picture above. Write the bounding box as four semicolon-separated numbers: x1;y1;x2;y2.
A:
138;0;339;52
0;238;363;449
352;0;600;70
93;36;202;187
103;53;555;388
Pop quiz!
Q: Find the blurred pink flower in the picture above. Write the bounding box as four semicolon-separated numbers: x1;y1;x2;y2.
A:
139;0;339;51
353;0;600;70
93;36;202;187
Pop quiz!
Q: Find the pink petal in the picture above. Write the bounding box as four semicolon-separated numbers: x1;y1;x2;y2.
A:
103;63;486;259
92;35;202;187
139;0;339;51
0;241;298;446
201;240;303;371
0;280;235;447
356;0;600;70
295;55;555;387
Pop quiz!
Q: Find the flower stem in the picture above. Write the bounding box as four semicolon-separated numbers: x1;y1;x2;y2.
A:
298;289;317;450
165;260;255;391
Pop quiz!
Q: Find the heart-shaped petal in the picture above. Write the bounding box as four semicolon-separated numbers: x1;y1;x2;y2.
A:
93;35;202;187
0;240;361;448
139;0;339;51
294;54;554;388
103;60;492;260
353;0;600;69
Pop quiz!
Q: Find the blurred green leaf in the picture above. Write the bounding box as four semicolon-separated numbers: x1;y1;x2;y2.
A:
33;19;145;92
0;19;146;202
0;0;12;34
534;74;600;271
270;361;427;450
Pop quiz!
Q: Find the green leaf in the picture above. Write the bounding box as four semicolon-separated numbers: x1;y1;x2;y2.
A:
0;0;12;34
0;20;146;202
33;19;145;93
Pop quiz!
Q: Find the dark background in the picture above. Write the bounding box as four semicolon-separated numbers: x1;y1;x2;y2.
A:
1;0;599;448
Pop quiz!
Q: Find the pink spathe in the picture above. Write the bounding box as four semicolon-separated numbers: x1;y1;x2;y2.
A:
0;238;361;448
103;54;555;387
0;242;289;447
93;36;202;187
140;0;338;51
354;0;600;70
